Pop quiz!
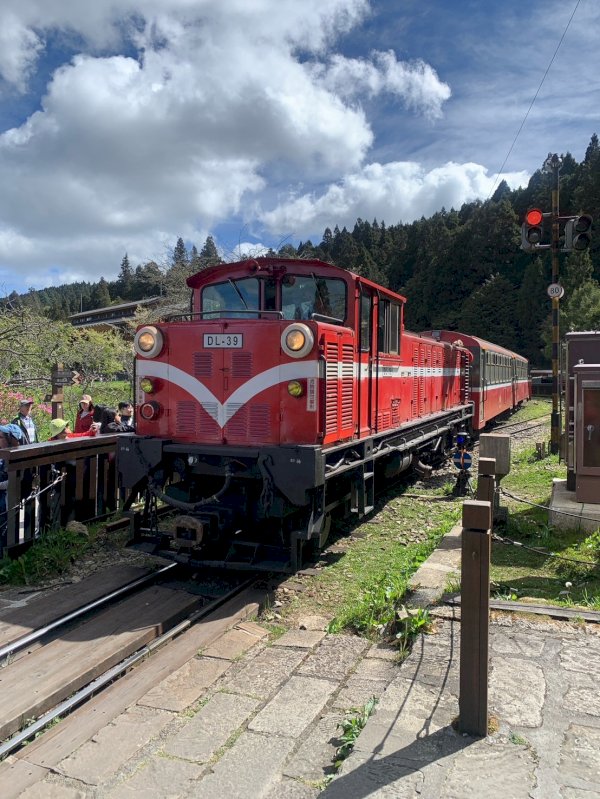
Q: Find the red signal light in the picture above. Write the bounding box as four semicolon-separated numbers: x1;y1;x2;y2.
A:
525;209;543;226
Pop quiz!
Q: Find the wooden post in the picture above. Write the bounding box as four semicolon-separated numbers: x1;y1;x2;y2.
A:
476;456;496;508
459;499;492;737
50;363;65;420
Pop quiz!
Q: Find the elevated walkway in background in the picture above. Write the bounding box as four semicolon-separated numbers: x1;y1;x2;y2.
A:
549;478;600;533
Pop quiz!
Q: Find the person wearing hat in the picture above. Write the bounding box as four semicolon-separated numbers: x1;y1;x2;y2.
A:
74;394;95;433
11;398;38;444
49;418;99;441
0;424;23;547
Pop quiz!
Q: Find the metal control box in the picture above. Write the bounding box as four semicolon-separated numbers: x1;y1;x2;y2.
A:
565;331;600;490
574;364;600;503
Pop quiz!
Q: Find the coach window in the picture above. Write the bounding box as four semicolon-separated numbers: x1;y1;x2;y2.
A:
360;293;371;352
202;277;260;318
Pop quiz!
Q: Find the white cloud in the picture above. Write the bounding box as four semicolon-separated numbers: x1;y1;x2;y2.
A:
0;11;43;91
259;161;530;234
312;50;451;119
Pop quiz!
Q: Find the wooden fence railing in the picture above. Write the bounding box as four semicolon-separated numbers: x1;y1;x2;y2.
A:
0;435;127;556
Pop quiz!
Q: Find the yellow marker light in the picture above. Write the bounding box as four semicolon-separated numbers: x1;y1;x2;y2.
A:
287;380;304;397
139;377;154;393
286;329;306;351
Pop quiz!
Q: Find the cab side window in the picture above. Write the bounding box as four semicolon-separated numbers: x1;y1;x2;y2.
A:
360;293;371;352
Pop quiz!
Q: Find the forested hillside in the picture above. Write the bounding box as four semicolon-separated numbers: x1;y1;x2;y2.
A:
5;135;600;367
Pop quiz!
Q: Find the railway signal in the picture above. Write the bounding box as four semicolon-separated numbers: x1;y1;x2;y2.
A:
521;208;547;252
563;214;593;252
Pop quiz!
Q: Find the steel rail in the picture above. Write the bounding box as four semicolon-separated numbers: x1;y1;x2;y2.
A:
0;563;178;663
0;575;258;761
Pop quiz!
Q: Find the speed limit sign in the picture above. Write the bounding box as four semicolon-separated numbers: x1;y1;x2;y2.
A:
547;283;565;299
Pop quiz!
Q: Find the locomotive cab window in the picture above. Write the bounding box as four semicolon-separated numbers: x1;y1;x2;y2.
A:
377;300;400;355
360;293;372;352
281;275;346;322
202;277;260;318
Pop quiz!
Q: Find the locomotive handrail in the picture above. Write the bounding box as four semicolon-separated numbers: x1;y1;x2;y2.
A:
166;309;284;321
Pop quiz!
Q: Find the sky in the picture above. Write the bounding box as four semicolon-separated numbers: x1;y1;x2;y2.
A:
0;0;599;295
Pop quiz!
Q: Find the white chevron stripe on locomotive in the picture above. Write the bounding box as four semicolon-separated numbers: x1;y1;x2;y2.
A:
140;361;320;428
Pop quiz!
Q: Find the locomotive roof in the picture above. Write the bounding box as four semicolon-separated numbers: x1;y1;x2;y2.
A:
186;256;407;303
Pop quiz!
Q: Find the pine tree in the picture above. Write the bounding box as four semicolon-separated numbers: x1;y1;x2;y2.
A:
90;277;111;308
199;236;221;266
172;237;189;267
116;254;134;300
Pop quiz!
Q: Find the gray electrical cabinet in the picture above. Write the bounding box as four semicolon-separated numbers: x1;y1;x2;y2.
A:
565;331;600;491
574;363;600;503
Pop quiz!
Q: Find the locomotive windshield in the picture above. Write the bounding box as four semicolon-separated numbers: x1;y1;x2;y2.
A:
281;275;346;321
202;277;260;318
200;273;347;322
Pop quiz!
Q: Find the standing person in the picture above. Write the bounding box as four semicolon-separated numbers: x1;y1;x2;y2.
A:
0;423;23;548
74;395;95;433
118;401;135;430
12;399;38;444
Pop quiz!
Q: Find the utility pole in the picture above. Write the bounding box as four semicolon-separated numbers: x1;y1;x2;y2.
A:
547;153;562;456
521;153;593;458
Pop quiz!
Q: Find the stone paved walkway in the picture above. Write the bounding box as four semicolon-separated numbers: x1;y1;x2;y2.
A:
3;522;600;798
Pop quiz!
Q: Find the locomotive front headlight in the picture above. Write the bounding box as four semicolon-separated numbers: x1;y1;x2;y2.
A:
287;330;305;351
281;323;314;358
287;380;304;397
134;326;164;358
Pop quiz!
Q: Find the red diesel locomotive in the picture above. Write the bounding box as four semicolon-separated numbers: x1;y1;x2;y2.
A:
118;257;527;571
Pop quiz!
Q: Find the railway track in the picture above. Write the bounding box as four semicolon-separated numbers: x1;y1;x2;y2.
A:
0;564;263;760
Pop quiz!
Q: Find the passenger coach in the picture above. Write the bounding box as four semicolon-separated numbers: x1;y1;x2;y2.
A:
423;330;531;430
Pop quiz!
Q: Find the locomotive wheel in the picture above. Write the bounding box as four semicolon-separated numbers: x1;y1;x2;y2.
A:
318;513;332;549
307;513;332;561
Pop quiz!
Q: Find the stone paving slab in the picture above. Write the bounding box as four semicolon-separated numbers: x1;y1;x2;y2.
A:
332;676;391;710
201;623;266;659
296;634;369;681
190;731;296;799
1;759;50;799
18;780;87;799
223;645;308;699
263;777;321;799
559;723;600;791
161;692;260;762
137;655;231;711
249;675;336;738
282;712;343;782
489;655;545;728
272;629;326;648
56;705;173;785
108;755;203;798
439;739;538;799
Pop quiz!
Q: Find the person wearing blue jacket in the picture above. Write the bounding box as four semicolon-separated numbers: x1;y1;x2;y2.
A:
0;423;23;548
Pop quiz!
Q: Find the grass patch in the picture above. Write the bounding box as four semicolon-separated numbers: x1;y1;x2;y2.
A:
489;411;600;608
0;525;95;585
300;495;460;636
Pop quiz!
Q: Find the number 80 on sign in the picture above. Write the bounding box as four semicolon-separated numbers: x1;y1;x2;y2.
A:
547;283;564;299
